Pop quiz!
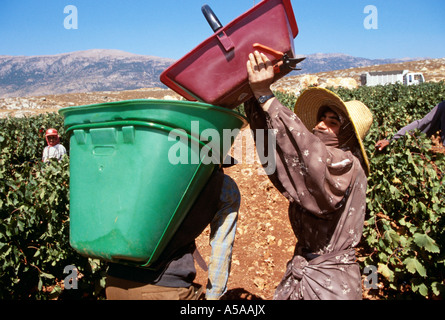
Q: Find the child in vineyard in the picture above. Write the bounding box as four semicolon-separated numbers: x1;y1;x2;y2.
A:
375;100;445;150
245;51;373;299
42;128;67;162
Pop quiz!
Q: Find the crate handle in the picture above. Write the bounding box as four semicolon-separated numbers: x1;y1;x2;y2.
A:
201;4;234;52
201;4;223;32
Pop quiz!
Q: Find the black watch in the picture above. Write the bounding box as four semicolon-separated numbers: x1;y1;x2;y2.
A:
258;94;275;104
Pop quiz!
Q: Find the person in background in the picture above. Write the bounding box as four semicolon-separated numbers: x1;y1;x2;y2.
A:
245;51;373;300
42;128;67;162
375;101;445;151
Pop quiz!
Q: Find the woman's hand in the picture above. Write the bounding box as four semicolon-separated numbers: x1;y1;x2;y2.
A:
247;51;275;104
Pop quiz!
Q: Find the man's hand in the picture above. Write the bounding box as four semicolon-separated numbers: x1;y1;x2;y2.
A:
247;51;275;106
375;139;390;151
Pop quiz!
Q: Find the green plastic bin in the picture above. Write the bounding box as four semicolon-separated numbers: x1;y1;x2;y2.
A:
59;99;247;267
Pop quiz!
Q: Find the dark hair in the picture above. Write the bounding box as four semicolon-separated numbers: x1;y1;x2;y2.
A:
317;105;346;124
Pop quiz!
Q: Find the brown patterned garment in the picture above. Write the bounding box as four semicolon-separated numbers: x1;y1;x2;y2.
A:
245;98;367;300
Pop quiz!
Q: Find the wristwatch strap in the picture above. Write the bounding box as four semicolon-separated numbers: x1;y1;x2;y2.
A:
258;94;275;104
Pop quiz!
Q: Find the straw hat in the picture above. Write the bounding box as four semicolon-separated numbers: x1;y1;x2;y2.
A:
294;87;373;175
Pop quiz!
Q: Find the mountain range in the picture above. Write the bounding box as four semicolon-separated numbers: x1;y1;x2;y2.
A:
0;49;424;98
290;53;424;75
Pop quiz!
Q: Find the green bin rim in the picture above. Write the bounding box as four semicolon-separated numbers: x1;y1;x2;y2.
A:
59;98;248;126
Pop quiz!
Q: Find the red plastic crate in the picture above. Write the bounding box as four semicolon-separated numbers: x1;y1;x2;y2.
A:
160;0;299;109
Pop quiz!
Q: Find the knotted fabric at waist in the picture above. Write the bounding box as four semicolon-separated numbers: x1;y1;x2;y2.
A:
274;247;362;300
287;248;356;281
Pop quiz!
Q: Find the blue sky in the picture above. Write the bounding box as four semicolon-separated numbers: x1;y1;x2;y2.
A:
0;0;444;60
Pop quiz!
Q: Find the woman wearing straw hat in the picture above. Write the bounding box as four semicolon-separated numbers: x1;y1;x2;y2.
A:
245;51;373;300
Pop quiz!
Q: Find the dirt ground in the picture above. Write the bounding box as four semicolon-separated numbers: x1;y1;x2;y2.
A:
195;171;295;300
194;132;296;300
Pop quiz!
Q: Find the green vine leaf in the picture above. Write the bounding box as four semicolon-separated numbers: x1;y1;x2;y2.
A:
378;263;394;281
413;233;440;253
404;257;427;277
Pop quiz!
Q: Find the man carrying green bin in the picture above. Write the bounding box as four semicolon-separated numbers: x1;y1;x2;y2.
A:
59;99;247;300
105;167;240;300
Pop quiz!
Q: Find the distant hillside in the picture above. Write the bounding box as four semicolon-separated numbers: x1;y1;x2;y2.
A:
0;49;425;98
2;54;445;119
0;49;175;98
290;53;424;75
